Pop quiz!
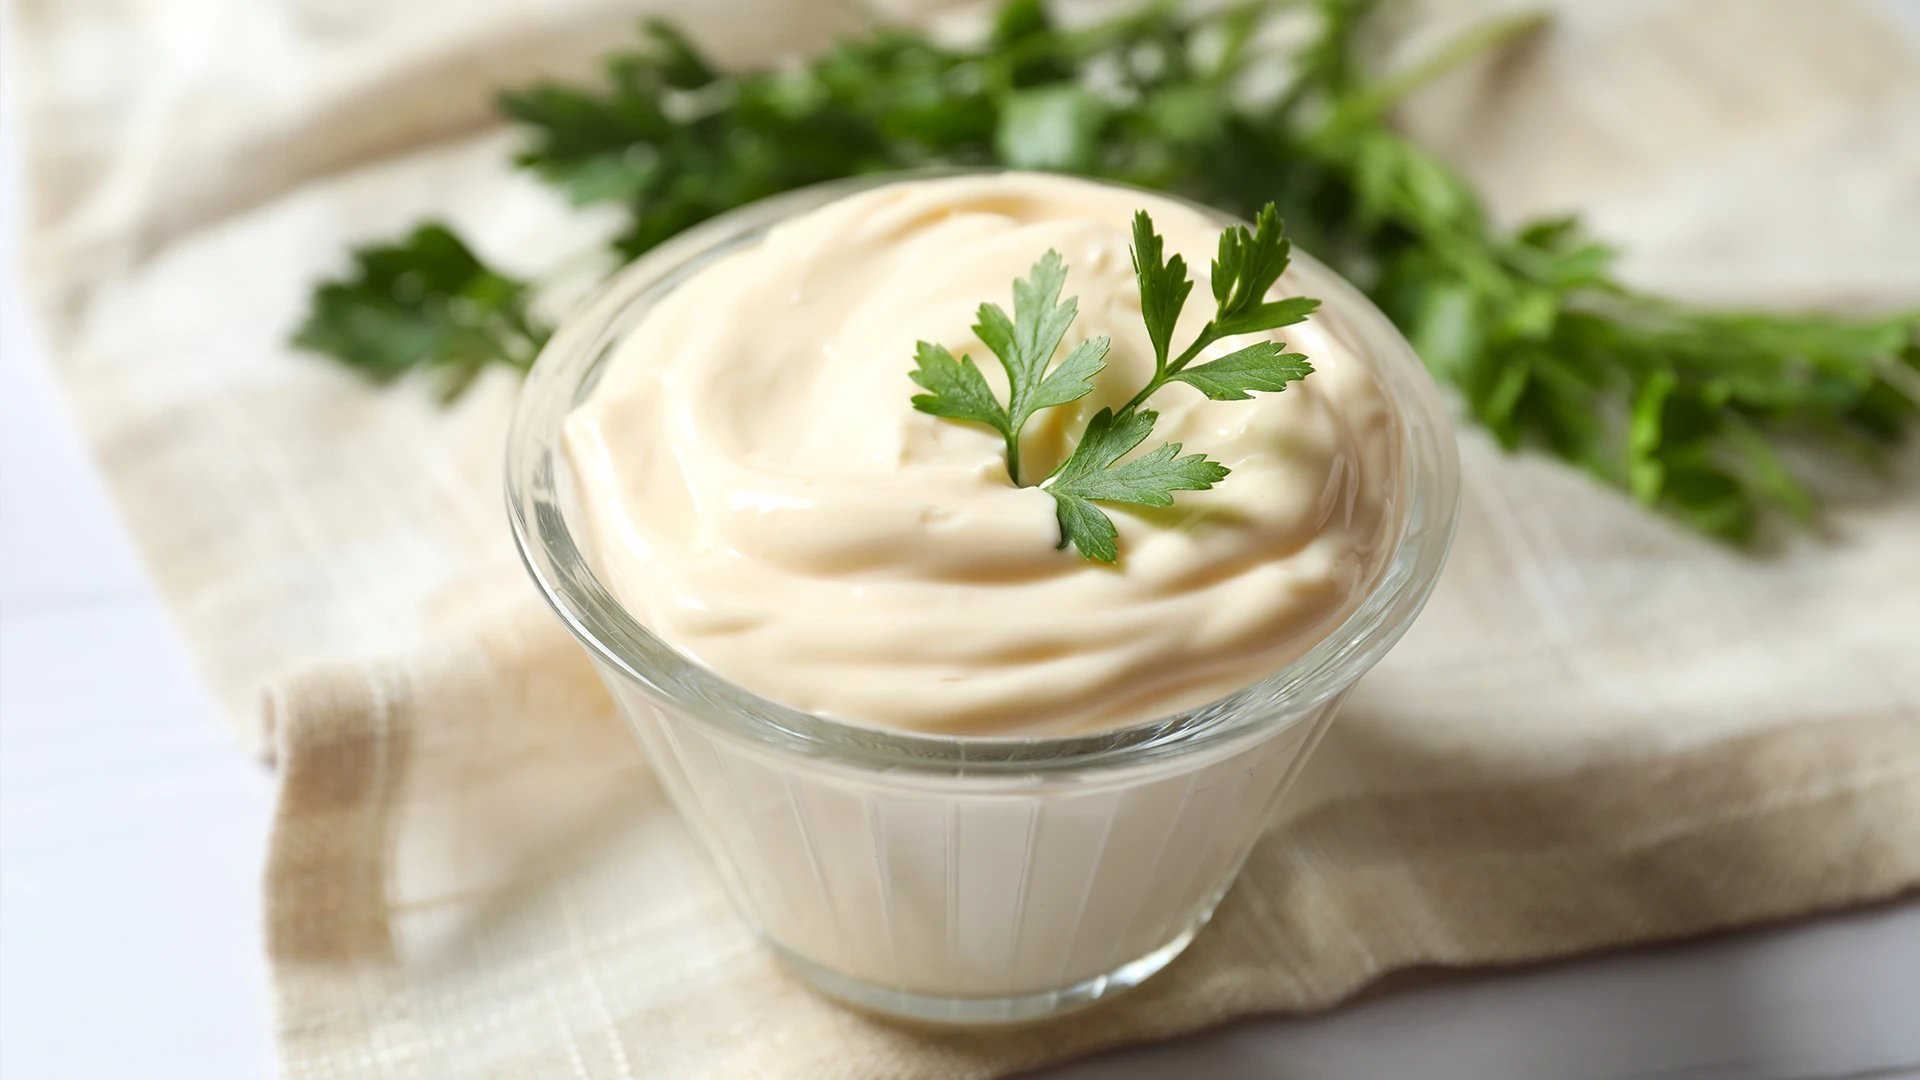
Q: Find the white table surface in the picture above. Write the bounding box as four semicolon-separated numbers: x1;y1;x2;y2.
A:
3;96;1918;1080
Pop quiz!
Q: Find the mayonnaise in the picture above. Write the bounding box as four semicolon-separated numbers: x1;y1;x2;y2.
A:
565;173;1398;736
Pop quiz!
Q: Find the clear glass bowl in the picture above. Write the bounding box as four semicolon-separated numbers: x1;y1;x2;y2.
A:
506;173;1460;1025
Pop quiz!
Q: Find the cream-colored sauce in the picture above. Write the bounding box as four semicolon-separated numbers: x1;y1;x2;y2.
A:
565;173;1398;736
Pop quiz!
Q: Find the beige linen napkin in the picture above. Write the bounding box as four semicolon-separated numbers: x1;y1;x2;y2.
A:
14;1;1920;1077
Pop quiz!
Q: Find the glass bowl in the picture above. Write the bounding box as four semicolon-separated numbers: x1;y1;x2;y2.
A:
506;172;1459;1025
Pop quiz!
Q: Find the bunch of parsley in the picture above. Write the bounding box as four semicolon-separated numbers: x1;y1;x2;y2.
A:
296;0;1920;542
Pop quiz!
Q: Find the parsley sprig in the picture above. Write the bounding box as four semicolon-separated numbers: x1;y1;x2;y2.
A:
1121;205;1319;411
912;206;1315;562
293;0;1920;543
909;252;1110;486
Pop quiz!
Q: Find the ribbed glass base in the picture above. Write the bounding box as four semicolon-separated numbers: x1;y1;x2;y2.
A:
769;918;1206;1027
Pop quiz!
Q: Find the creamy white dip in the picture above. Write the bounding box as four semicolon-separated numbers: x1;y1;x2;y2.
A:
565;173;1398;736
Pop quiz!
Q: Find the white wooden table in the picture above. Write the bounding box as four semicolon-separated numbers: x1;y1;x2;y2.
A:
3;121;1917;1080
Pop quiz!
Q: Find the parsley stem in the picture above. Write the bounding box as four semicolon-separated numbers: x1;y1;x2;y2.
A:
1005;436;1025;487
1118;381;1159;416
1119;325;1221;414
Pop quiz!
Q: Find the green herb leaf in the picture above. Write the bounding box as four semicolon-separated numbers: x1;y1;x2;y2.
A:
909;251;1109;485
291;223;549;401
1032;339;1113;412
1215;296;1321;338
1048;408;1230;502
1043;407;1229;563
908;342;1008;433
974;251;1081;416
1049;492;1125;566
1171;342;1314;400
1626;369;1674;505
1130;209;1193;370
1122;204;1319;415
1212;203;1294;327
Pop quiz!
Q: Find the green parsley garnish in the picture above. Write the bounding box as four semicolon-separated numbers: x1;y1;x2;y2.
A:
1042;408;1231;565
911;206;1315;563
292;0;1920;543
909;252;1110;487
292;224;550;402
1122;205;1319;411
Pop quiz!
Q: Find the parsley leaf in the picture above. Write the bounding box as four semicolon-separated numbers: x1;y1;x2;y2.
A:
1121;204;1319;413
910;251;1109;484
292;223;549;401
1172;342;1315;400
1130;210;1193;370
1043;407;1230;563
1212;205;1310;335
907;342;1007;433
